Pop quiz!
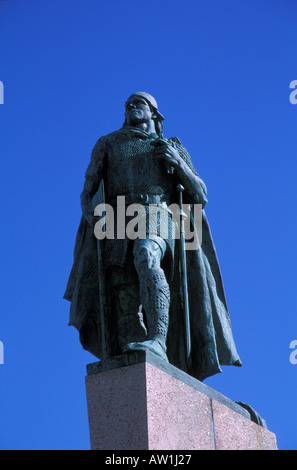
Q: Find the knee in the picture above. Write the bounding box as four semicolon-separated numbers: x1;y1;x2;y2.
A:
133;239;162;273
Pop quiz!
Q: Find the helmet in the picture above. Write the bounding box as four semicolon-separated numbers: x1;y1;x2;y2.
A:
126;92;165;121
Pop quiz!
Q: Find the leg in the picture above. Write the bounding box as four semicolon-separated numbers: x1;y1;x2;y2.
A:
107;266;147;352
123;237;170;362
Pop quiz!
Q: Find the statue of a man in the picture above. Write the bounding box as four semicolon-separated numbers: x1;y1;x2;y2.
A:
64;92;241;381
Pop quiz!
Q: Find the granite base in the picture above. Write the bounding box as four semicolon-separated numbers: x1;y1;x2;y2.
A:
85;351;277;450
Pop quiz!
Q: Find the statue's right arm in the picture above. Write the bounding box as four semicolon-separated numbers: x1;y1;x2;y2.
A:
80;137;106;226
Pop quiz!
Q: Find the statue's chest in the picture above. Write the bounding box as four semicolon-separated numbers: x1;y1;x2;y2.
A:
106;137;166;187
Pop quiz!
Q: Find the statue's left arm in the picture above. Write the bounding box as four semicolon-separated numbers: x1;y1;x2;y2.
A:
154;138;208;207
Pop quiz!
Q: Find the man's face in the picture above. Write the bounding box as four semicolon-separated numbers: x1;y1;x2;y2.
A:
125;95;156;126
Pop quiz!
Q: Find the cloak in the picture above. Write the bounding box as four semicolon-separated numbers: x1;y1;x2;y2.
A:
64;204;242;382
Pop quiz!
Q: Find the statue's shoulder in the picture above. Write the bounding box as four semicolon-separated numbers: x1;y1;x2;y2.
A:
91;129;124;153
168;136;182;145
168;136;190;153
168;136;198;176
95;129;132;150
168;136;188;152
103;128;128;141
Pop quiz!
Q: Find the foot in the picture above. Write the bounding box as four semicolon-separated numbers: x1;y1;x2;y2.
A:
123;339;169;362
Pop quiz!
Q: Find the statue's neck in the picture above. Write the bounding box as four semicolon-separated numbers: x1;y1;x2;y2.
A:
132;120;156;136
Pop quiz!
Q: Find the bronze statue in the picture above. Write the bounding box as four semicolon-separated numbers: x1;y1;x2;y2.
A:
64;92;241;381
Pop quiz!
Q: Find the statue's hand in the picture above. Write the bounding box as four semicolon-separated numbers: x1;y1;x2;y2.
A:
152;139;183;170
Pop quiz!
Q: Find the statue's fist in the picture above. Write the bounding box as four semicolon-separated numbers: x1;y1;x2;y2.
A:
152;138;181;171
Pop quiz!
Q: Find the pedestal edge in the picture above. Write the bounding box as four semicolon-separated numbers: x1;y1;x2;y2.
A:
86;351;258;425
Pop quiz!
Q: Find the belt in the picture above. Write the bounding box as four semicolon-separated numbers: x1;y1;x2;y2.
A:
110;193;168;206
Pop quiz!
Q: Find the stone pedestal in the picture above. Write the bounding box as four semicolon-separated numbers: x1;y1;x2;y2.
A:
85;352;277;450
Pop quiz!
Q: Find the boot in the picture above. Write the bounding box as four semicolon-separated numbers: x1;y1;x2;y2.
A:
123;268;170;362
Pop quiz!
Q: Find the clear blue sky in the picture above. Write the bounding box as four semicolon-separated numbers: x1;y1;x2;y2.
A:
1;0;297;450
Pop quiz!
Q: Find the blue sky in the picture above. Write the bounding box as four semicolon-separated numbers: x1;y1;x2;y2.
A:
0;0;297;450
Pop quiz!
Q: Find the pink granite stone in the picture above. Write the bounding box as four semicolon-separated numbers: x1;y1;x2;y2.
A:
212;399;278;450
145;362;214;450
85;357;278;450
85;362;149;450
